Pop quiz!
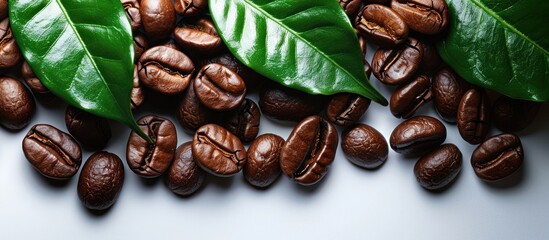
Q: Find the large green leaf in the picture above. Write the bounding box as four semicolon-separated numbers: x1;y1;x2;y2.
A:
209;0;387;105
9;0;150;141
437;0;549;102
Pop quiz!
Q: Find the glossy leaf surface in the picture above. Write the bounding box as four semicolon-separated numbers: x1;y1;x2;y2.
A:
438;0;549;102
9;0;150;141
209;0;387;105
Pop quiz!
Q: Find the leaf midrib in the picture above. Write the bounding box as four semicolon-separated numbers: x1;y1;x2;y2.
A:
470;0;548;55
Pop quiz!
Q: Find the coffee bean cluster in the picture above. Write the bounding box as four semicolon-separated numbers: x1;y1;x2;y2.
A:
0;0;540;212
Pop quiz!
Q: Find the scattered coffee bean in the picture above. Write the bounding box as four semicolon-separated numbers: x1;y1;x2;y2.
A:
355;4;408;48
65;105;111;151
342;124;388;169
174;17;223;55
259;82;325;122
21;61;50;95
121;0;142;30
418;40;442;74
390;115;446;156
414;144;462;190
244;134;284;188
390;74;432;119
0;77;35;130
140;0;175;40
133;32;149;63
219;98;261;143
325;93;371;126
130;65;145;110
201;52;263;90
280;116;338;185
457;88;491;144
432;66;471;122
339;0;362;17
174;0;207;17
176;79;218;132
167;142;206;196
0;0;7;19
0;17;22;69
471;133;523;181
194;63;246;111
492;95;541;132
390;0;449;35
78;151;124;211
372;37;423;85
22;124;82;180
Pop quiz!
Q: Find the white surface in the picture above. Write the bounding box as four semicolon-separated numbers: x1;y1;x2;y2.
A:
2;56;549;240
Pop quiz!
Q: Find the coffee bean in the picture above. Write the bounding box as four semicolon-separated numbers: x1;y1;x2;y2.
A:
432;67;471;122
200;52;263;91
390;74;432;119
0;77;35;130
357;29;368;58
78;151;124;211
65;105;111;151
259;82;326;122
0;0;7;19
22;124;82;180
244;134;284;188
176;79;217;132
325;93;371;126
339;0;362;17
364;0;390;4
192;124;247;177
138;46;195;95
372;37;423;85
126;115;177;178
457;88;491;144
174;0;207;18
280;116;338;185
21;61;50;95
342;124;388;169
471;133;523;181
414;144;462;190
174;17;223;55
219;98;261;143
390;115;446;156
194;63;246;111
133;32;149;63
355;4;408;48
390;0;449;35
167;142;206;196
0;18;22;69
130;65;144;110
121;0;142;30
492;95;541;132
140;0;175;40
418;40;442;74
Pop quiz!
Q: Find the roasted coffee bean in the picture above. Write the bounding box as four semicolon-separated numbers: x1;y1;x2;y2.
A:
364;0;390;4
65;105;111;151
390;0;449;35
471;133;523;181
21;61;50;95
0;0;7;19
414;144;462;190
192;124;247;177
121;0;142;30
0;18;22;69
0;77;35;130
174;0;207;18
339;0;362;17
201;52;263;91
244;134;284;188
457;88;491;144
174;17;223;55
78;151;124;211
259;82;325;122
390;115;446;156
22;124;82;180
133;33;149;63
126;115;177;178
194;63;246;111
418;40;442;74
138;46;195;95
372;37;423;85
130;65;144;110
492;95;541;132
167;142;206;196
432;67;471;122
219;98;260;143
365;60;372;77
390;74;432;119
355;4;408;48
176;79;217;132
280;116;338;185
325;93;371;126
140;0;175;40
357;30;368;58
341;124;388;169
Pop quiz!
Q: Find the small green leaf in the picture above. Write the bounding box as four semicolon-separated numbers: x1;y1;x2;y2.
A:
437;0;549;102
209;0;387;105
9;0;151;142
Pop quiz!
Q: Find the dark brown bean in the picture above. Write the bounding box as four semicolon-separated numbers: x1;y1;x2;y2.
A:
21;61;50;95
78;151;124;211
432;67;471;122
372;37;423;85
259;82;326;122
65;105;111;151
244;134;284;188
0;77;35;131
390;74;432;119
457;88;491;144
121;0;142;30
492;95;541;132
390;0;449;35
174;17;223;55
471;133;523;181
174;0;207;18
342;124;388;169
390;115;446;156
167;142;206;196
133;32;149;63
0;18;22;69
418;40;442;74
126;115;177;178
130;65;144;110
280;116;338;186
22;124;82;180
140;0;175;40
339;0;362;17
355;4;408;48
219;98;261;143
325;93;371;126
414;144;462;190
175;79;217;132
364;0;390;4
192;124;247;177
0;0;7;19
200;52;263;91
194;63;246;111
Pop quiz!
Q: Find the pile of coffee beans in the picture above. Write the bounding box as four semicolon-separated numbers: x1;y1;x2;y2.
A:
0;0;541;212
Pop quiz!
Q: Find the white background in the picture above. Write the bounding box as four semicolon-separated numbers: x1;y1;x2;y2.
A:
2;46;549;240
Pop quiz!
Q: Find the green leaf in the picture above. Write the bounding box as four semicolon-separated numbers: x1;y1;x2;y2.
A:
437;0;549;102
208;0;387;105
9;0;151;142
